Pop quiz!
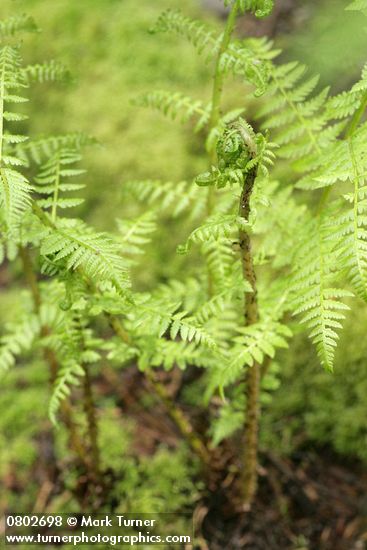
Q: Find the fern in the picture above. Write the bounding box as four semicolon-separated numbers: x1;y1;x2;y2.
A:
0;15;38;40
0;46;33;233
177;214;249;254
127;294;217;349
40;220;130;294
310;133;367;300
152;10;272;96
48;361;84;425
257;62;332;164
22;60;71;84
292;220;353;371
346;0;367;13
215;319;291;391
15;132;97;166
121;179;206;219
236;0;274;18
133;91;210;131
0;315;40;374
116;211;157;258
152;9;220;58
34;149;85;221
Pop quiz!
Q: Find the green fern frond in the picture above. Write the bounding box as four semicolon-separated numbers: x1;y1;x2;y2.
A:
209;319;290;392
202;237;238;292
40;220;130;294
127;294;217;349
257;61;331;163
177;214;249;254
0;15;39;40
133;90;210;130
323;139;367;300
0;46;33;232
346;0;367;13
21;60;71;84
0;315;40;374
194;292;231;324
0;168;33;231
326;63;367;123
151;9;219;57
152;10;273;95
116;212;157;257
170;311;217;348
34;149;85;221
49;360;84;425
292;220;352;371
15;133;97;166
298;124;367;191
235;0;274;18
149;339;198;371
121;179;206;219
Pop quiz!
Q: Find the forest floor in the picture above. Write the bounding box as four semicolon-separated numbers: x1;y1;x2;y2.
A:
108;367;367;550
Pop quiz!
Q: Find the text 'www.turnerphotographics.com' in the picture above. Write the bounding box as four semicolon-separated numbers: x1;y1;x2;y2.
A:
4;514;193;546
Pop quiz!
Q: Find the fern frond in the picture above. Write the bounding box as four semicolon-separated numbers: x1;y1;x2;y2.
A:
48;360;84;425
127;294;217;349
152;9;219;57
292;220;352;371
177;214;249;254
202;237;238;292
346;0;367;13
0;15;38;40
15;133;97;166
149;339;198;371
133;90;210;130
235;0;274;18
326;63;367;123
0;315;40;374
121;179;206;219
209;319;291;392
40;220;130;294
0;168;32;231
152;10;273;95
298;123;367;191
116;212;157;257
21;60;71;84
0;46;32;232
170;311;217;348
258;61;332;163
34;149;85;221
323;139;367;300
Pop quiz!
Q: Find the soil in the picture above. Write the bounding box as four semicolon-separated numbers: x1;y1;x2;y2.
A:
108;368;367;550
201;449;367;549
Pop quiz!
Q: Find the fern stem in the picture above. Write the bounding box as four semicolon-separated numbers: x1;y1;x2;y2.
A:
145;369;211;466
206;0;239;293
82;363;102;484
346;90;367;138
18;246;90;470
208;2;239;137
51;153;61;222
18;246;41;310
31;201;211;470
238;159;260;509
107;314;210;465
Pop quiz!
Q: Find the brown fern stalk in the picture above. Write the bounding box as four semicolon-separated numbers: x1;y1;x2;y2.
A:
237;138;260;510
82;364;103;486
30;202;210;468
107;314;211;466
19;246;91;473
